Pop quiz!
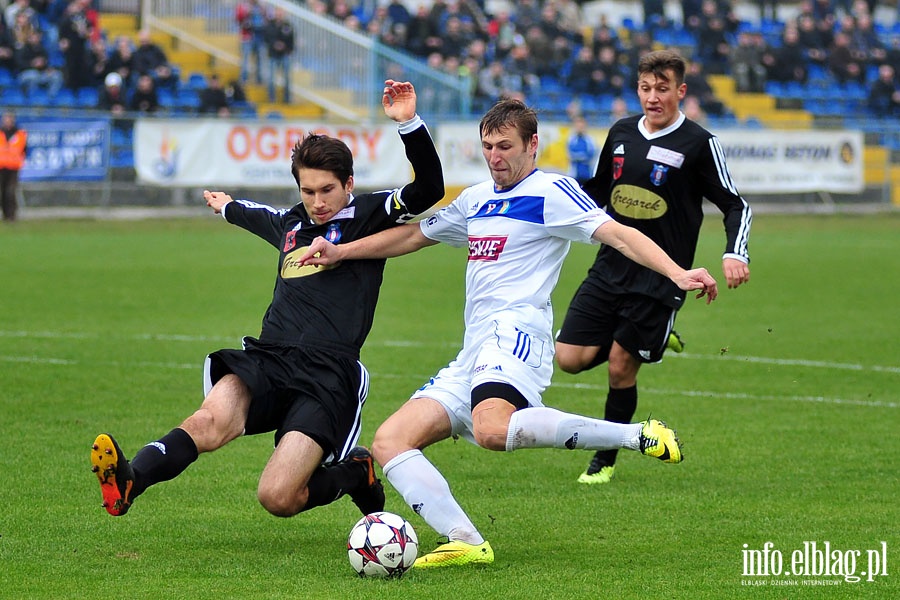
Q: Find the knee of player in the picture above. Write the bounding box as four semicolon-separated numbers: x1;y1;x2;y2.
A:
556;354;586;374
471;422;509;451
257;483;304;517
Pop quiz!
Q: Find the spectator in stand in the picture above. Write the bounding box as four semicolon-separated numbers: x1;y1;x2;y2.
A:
622;29;654;74
476;59;509;107
609;96;629;122
265;7;294;103
10;8;36;48
199;73;231;117
682;0;704;32
439;15;472;59
57;0;93;90
566;114;598;185
596;45;628;96
486;9;518;61
731;31;767;93
567;45;599;95
683;59;725;115
795;13;828;68
405;4;439;57
133;29;177;91
682;93;707;124
14;28;64;97
236;0;268;85
87;37;112;87
98;71;127;114
696;13;731;75
502;43;540;99
386;0;411;28
868;63;900;117
828;30;867;84
129;73;159;113
0;110;26;223
851;13;887;68
107;36;135;88
762;24;809;85
0;14;14;74
4;0;34;32
591;18;622;56
643;0;669;34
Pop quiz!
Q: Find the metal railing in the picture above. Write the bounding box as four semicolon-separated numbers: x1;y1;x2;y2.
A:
138;0;472;123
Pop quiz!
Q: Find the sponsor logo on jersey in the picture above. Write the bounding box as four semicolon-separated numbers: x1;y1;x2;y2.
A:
565;433;579;449
639;349;651;360
613;144;625;154
468;235;508;261
280;246;336;279
613;156;624;180
650;164;669;186
325;222;342;243
330;206;356;220
610;185;667;219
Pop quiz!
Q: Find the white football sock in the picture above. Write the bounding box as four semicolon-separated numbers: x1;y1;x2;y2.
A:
382;449;484;545
505;406;643;451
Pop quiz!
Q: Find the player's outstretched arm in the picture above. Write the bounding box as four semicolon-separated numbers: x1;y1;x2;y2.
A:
297;222;438;266
204;190;232;214
593;220;718;303
383;79;417;123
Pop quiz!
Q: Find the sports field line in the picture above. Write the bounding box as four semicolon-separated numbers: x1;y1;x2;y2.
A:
1;357;897;412
2;329;899;375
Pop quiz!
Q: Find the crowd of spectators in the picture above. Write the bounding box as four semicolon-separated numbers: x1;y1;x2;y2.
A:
2;0;900;122
0;0;248;116
305;0;900;122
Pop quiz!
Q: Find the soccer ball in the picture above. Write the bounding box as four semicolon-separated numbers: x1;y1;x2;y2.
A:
347;511;418;578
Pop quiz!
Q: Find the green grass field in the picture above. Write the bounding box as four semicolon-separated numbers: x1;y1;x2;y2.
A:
0;213;897;599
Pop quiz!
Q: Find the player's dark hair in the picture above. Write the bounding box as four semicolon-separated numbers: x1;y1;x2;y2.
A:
291;133;354;187
479;98;538;146
638;50;686;86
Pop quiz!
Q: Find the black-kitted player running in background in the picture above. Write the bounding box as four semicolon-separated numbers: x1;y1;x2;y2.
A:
556;50;752;485
91;79;444;519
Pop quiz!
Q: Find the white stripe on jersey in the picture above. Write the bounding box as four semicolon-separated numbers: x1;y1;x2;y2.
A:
709;137;738;195
235;199;289;215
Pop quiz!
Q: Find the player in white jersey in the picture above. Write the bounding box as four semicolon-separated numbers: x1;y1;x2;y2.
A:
298;99;719;567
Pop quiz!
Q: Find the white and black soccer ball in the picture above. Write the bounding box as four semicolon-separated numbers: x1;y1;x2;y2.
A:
347;511;418;578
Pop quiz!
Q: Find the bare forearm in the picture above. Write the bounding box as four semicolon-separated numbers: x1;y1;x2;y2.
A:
339;223;436;260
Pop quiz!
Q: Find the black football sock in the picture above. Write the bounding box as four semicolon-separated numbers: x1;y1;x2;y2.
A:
303;461;367;512
130;428;199;498
593;385;639;467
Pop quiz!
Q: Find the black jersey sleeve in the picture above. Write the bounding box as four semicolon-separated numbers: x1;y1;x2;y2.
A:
222;199;288;249
390;118;444;220
697;135;752;262
582;124;616;209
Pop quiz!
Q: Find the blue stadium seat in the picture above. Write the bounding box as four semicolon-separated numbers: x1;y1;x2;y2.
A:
76;86;99;107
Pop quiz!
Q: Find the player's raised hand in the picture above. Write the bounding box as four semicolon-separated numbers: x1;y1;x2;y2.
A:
676;267;718;304
382;79;417;123
297;236;344;267
204;190;232;214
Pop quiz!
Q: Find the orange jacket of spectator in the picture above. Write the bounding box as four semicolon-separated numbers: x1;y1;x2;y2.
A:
0;127;27;170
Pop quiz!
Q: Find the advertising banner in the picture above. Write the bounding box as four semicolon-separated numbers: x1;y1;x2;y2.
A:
135;120;410;188
20;119;109;182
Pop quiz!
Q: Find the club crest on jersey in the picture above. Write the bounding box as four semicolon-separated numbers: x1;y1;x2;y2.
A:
283;230;297;252
325;222;342;243
613;156;624;180
650;164;669;186
468;235;508;261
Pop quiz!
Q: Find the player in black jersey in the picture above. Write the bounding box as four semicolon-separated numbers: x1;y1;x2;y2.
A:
90;79;445;520
556;50;752;485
